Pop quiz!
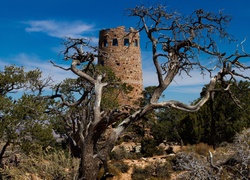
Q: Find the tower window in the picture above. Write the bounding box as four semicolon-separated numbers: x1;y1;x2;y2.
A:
134;39;138;47
115;60;120;66
112;39;118;46
103;39;108;47
124;38;129;46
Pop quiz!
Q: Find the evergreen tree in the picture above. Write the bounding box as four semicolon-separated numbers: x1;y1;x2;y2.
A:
179;81;250;146
0;66;54;164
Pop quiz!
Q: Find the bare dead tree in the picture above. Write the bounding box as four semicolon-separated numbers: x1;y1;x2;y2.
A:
227;128;250;179
128;5;250;104
173;152;221;179
173;129;250;180
49;5;250;180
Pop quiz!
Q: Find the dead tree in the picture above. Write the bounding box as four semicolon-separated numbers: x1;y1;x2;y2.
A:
50;5;250;180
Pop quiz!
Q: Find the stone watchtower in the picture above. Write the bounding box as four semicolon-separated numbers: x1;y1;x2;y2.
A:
98;26;143;106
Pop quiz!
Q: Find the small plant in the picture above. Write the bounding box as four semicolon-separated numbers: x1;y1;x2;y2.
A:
194;142;211;156
0;150;79;179
131;161;170;180
113;161;130;173
131;166;151;180
110;147;128;160
97;162;121;179
154;162;171;178
140;138;158;157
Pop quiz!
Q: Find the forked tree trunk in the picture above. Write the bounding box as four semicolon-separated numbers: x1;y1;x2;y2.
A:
77;129;118;180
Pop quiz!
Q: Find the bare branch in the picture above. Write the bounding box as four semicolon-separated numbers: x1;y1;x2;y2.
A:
50;60;71;71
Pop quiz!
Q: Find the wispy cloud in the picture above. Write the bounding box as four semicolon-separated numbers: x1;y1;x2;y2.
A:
24;20;96;39
141;50;212;89
0;53;76;83
141;48;250;92
142;68;211;90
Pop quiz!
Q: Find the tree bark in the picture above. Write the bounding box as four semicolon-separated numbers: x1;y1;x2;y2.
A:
77;137;101;180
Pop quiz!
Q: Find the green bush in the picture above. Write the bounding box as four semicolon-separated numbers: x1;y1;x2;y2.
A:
0;149;79;179
131;166;151;180
154;162;171;178
110;147;128;160
131;162;170;180
141;138;157;157
110;147;142;160
113;161;130;173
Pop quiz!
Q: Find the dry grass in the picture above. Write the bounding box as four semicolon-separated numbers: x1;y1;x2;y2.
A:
0;150;79;180
1;129;249;180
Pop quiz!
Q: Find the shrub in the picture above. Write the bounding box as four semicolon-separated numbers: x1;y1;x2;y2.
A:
19;141;43;156
140;138;157;157
153;162;171;178
110;147;128;160
110;146;142;160
97;162;121;179
131;162;170;180
0;150;79;179
131;166;151;180
194;142;211;156
113;161;130;173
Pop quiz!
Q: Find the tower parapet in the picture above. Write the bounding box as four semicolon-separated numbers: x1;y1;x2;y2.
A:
98;26;143;106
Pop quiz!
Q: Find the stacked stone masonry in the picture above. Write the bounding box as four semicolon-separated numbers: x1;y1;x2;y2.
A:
98;26;143;106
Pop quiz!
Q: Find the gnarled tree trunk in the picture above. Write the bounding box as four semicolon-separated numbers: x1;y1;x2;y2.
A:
77;136;101;180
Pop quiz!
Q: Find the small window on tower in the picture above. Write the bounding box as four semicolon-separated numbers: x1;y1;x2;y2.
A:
124;38;129;46
103;39;108;47
134;39;138;47
112;39;118;46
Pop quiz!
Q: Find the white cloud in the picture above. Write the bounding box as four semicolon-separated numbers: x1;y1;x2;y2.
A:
24;20;95;39
0;53;76;83
167;85;204;94
172;70;211;86
142;65;211;87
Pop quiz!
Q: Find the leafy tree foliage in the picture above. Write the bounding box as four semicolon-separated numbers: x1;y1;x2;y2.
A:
147;84;248;148
198;81;250;146
152;81;250;147
151;108;183;143
179;113;204;144
0;66;54;164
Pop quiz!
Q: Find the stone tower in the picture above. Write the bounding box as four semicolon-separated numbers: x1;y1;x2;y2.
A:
98;26;143;106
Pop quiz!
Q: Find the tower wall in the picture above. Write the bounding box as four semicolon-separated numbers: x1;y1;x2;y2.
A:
98;26;143;106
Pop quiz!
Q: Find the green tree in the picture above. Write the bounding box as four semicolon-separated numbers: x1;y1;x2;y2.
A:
151;108;183;144
200;81;250;147
0;66;54;165
177;81;250;147
179;113;204;144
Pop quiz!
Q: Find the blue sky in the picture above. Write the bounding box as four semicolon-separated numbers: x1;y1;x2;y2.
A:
1;0;250;103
